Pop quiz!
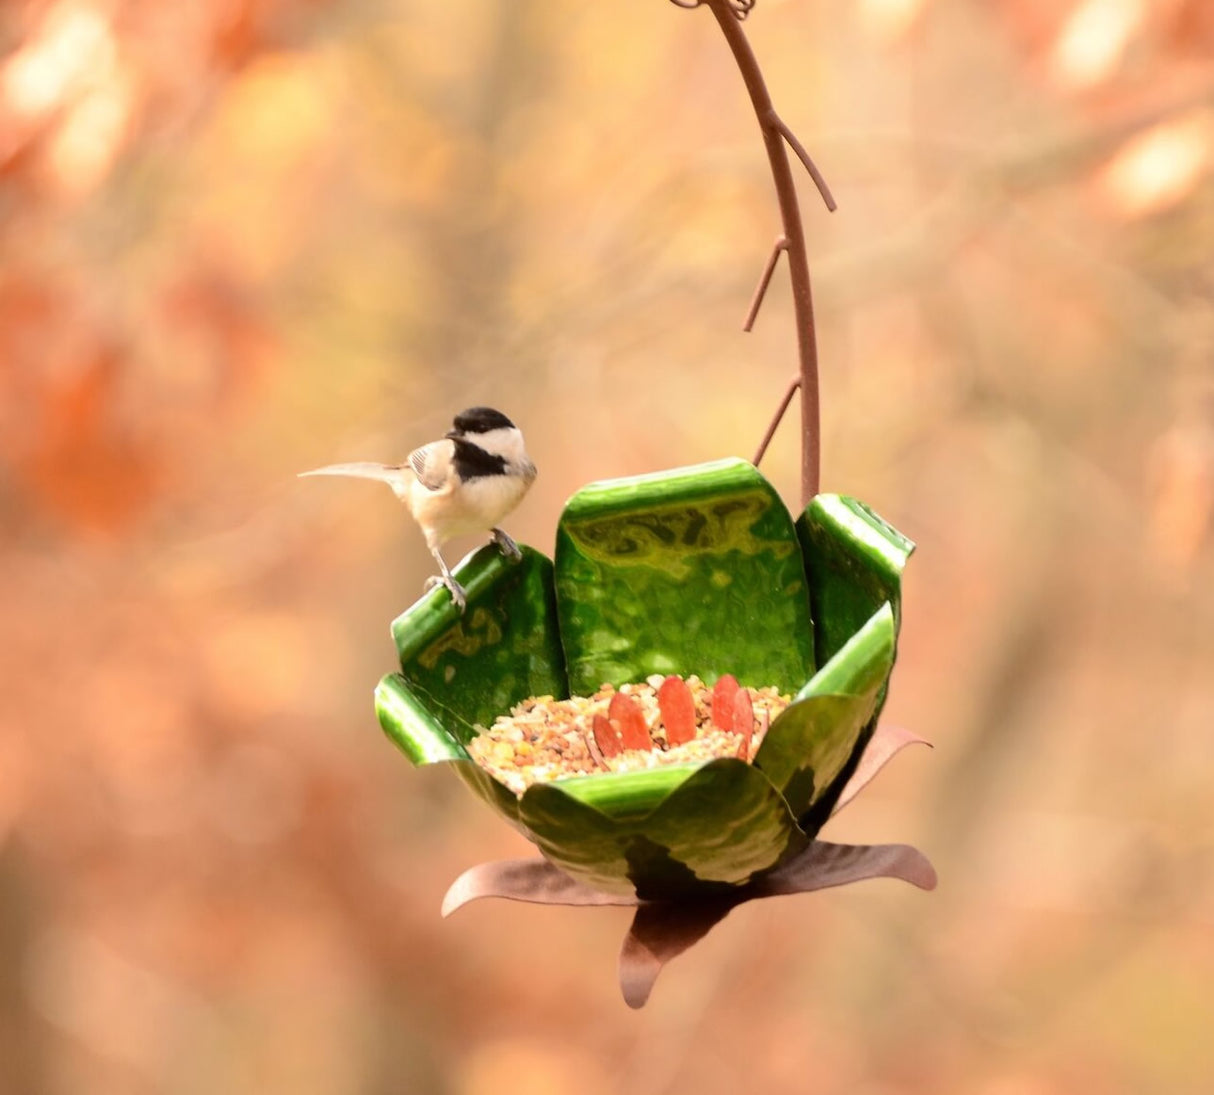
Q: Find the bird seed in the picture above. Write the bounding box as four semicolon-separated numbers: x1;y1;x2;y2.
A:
468;674;791;796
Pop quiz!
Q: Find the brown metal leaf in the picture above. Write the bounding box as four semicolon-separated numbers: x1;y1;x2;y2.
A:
616;840;936;1008
610;691;653;751
441;859;635;917
756;839;938;896
592;712;623;758
658;675;696;746
711;674;739;731
619;897;738;1009
831;723;932;816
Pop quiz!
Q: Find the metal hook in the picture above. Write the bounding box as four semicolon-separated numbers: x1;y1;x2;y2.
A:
668;0;755;19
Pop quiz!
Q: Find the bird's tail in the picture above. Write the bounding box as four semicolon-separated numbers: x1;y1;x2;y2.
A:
298;462;410;492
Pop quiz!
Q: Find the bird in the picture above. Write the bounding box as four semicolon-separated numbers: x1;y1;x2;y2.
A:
300;406;537;612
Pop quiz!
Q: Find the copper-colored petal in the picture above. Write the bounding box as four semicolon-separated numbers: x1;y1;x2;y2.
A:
711;674;739;731
619;896;739;1009
756;839;938;896
831;723;932;816
593;712;623;758
610;691;653;751
658;675;696;746
617;840;937;1007
442;858;637;917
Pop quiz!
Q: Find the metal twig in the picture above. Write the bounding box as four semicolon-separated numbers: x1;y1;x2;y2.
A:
752;374;800;467
743;236;788;332
770;111;837;212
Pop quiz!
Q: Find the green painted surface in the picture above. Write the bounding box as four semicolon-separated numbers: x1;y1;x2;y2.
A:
794;601;896;702
753;603;896;827
390;545;567;743
375;673;468;765
375;673;524;826
518;759;804;899
752;693;873;824
796;498;913;830
543;764;703;820
797;495;912;667
554;459;815;695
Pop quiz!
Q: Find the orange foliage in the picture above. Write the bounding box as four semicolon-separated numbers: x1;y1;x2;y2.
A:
3;1;1214;1093
18;344;160;534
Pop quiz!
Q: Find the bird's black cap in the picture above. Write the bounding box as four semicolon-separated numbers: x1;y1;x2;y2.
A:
449;407;516;436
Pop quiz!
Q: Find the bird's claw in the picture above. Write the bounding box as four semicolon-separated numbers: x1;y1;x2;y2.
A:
491;528;522;562
424;574;467;613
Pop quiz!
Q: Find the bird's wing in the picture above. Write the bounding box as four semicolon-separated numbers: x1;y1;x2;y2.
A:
408;440;454;492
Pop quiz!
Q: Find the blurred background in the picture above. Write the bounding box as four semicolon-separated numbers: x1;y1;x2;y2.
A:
3;0;1214;1092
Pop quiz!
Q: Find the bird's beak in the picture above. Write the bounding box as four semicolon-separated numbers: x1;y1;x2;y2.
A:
444;429;461;440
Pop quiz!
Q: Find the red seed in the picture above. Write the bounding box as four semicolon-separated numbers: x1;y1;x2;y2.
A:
592;712;623;758
585;728;609;770
610;691;653;751
658;675;696;746
734;687;755;760
711;674;739;731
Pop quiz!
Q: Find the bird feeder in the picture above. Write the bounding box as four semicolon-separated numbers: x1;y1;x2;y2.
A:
371;0;936;1007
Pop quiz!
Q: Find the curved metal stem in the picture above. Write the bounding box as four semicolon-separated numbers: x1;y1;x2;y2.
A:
683;0;830;505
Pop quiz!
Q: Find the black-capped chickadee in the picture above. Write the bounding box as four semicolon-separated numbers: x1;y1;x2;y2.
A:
300;406;536;611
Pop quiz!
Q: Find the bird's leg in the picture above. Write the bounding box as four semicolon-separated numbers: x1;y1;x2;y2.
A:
423;547;467;613
490;527;522;562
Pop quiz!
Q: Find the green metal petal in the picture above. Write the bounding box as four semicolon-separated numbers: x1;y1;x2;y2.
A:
390;545;568;744
797;495;913;667
518;759;804;899
554;459;815;695
640;760;804;890
546;764;703;820
449;758;527;828
751;694;872;819
752;602;896;825
375;672;524;826
796;498;914;830
794;600;897;702
375;672;468;765
516;784;635;895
